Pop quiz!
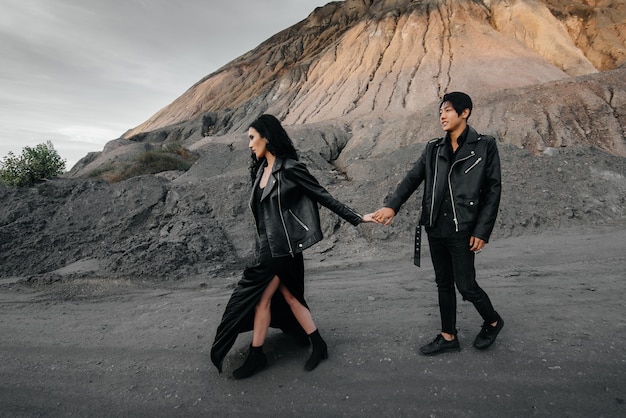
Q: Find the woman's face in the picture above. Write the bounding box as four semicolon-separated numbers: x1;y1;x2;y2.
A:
248;127;269;159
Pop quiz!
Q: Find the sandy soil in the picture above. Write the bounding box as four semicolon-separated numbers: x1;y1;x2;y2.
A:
1;225;625;417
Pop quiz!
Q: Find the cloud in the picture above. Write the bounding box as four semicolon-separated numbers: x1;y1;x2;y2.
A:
0;0;328;170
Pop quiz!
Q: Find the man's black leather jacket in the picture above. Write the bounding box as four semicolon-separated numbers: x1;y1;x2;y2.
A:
386;126;501;242
250;157;363;257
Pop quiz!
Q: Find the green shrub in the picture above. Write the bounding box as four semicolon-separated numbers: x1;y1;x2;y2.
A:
0;141;66;187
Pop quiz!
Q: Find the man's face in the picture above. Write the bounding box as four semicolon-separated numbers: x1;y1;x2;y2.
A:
439;101;468;133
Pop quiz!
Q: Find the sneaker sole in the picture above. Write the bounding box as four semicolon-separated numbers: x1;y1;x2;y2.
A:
419;346;461;356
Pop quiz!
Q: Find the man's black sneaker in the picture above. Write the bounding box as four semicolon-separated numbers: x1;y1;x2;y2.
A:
473;316;504;350
419;334;461;356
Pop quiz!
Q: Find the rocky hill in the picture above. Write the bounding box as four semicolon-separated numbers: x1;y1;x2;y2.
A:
1;0;625;282
118;0;624;139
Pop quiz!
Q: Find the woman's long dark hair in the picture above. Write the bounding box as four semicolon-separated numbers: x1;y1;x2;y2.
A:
248;114;299;182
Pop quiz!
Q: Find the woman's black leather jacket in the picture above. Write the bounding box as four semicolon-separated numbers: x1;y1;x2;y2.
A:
250;157;363;257
386;126;501;242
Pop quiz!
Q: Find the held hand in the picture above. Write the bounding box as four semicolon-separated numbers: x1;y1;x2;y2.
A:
362;213;379;223
469;236;486;253
373;207;396;226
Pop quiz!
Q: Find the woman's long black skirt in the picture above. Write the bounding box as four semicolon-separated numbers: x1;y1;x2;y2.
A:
210;253;309;372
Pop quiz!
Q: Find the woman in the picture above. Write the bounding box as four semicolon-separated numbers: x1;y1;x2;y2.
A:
210;114;375;379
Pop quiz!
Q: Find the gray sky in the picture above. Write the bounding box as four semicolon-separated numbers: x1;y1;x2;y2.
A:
0;0;330;169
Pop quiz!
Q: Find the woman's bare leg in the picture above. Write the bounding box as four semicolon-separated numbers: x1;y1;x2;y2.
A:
279;284;317;334
279;284;328;370
251;275;281;347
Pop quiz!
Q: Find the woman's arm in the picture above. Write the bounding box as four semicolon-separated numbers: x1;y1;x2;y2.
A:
285;161;364;226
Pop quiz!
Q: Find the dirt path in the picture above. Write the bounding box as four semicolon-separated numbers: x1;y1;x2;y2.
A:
1;226;625;417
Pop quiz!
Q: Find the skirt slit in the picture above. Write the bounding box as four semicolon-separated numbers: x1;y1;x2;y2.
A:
210;253;307;372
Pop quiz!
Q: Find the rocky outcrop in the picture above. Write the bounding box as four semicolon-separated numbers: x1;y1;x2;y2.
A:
0;175;241;280
541;0;626;70
118;0;625;139
489;0;598;76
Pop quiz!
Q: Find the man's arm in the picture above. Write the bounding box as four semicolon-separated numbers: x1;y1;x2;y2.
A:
373;150;427;225
472;138;501;241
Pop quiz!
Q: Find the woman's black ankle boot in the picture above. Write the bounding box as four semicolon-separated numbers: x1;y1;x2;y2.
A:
304;330;328;371
233;345;267;379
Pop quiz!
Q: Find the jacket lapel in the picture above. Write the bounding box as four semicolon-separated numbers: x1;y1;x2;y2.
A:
458;126;479;158
260;157;283;202
260;172;277;202
428;139;449;220
249;164;264;212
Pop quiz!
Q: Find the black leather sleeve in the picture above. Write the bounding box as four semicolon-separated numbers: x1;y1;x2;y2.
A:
284;161;363;226
472;137;501;242
385;148;427;214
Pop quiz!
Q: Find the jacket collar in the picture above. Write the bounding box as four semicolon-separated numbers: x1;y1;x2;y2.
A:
251;157;286;203
435;125;480;147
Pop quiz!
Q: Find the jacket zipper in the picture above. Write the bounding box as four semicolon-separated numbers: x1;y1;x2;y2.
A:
288;209;310;231
249;190;259;238
277;171;295;257
250;165;264;237
464;157;482;173
448;151;475;231
429;148;440;226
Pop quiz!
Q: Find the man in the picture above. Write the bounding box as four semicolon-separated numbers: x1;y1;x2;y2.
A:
373;92;503;355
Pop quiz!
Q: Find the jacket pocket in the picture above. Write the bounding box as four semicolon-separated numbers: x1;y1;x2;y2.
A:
288;209;310;231
456;198;481;224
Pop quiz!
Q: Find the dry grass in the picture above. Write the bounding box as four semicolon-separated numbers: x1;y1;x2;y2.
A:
89;143;197;183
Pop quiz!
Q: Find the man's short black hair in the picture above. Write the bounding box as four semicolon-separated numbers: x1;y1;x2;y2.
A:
441;92;473;119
